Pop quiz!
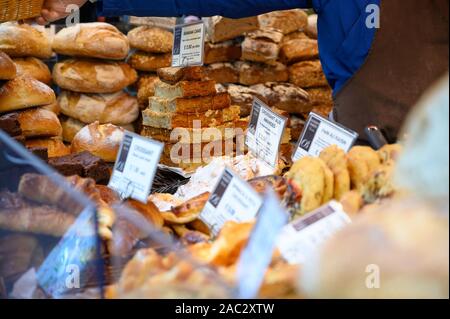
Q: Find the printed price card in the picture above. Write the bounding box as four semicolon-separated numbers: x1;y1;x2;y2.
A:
108;131;163;203
237;190;289;299
292;112;358;161
199;167;263;236
246;98;288;168
277;201;352;264
172;21;205;67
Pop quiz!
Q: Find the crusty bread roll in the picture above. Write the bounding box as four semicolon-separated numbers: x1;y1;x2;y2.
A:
71;122;125;162
137;74;160;105
258;9;308;35
52;22;129;60
25;137;71;158
53;59;137;93
61;116;86;143
0;51;16;80
129;51;172;72
0;22;52;59
18;107;62;138
0;75;56;113
13;57;52;85
59;90;139;125
42;100;61;115
127;26;173;53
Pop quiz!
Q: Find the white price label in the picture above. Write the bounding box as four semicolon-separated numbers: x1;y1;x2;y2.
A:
172;21;205;67
292;112;358;161
277;201;352;264
199;167;263;236
108;132;163;203
246;98;288;168
237;190;289;299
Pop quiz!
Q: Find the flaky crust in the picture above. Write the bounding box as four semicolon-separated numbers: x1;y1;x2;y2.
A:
0;75;56;113
58;90;139;125
71;122;124;162
52;22;129;60
129;51;172;72
25;137;71;158
53;59;137;93
13;57;52;85
0;51;16;80
0;23;52;59
18;107;62;138
127;26;173;53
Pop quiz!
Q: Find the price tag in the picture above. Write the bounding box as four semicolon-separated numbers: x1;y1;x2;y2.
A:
172;21;205;67
199;167;263;236
108;131;163;203
237;189;289;299
292;112;358;161
246;98;288;168
277;201;352;264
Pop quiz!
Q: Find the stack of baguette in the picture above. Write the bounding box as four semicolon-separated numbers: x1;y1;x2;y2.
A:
0;23;67;158
52;23;138;150
140;66;244;171
127;26;173;108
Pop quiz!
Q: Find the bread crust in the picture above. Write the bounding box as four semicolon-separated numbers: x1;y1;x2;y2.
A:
0;23;52;59
13;57;52;85
157;66;207;85
289;60;328;88
53;22;129;60
0;75;56;113
18;107;62;138
53;59;137;93
154;80;217;99
258;9;308;35
237;61;288;86
149;92;231;114
0;51;16;80
25;137;71;158
280;39;319;65
127;26;173;53
129;51;172;72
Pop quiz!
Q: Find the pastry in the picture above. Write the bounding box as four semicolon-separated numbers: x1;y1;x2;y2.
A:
160;193;210;224
149;92;230;114
71;122;124;162
13;57;52;85
25;137;70;158
52;22;129;60
157;66;207;85
0;75;56;113
204;40;242;64
206;63;239;84
0;22;52;59
236;61;289;86
17;107;62;138
137;74;160;106
154;80;216;99
129;51;172;72
204;16;259;43
258;9;308;35
280;39;319;65
58;90;139;125
53;59;137;94
289;60;328;88
0;51;16;80
127;26;173;53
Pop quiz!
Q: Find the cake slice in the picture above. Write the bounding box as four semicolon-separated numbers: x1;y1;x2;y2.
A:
148;92;231;114
142;105;240;129
154;80;217;99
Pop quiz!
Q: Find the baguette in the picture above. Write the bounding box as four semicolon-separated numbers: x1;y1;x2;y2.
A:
149;92;231;114
142;105;240;129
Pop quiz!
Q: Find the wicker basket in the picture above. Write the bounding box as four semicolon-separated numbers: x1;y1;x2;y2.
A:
0;0;44;22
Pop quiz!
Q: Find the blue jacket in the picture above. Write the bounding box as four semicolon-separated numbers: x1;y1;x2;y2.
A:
98;0;380;95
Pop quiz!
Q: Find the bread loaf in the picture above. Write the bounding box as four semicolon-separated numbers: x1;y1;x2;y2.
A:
0;75;56;113
149;92;231;114
258;9;308;35
53;22;129;60
306;86;333;106
13;57;52;85
42;101;61;115
0;23;52;59
0;51;16;80
225;84;265;117
306;14;318;39
25;137;71;158
282;31;309;45
71;122;125;162
206;63;239;84
204;16;259;43
129;51;172;72
137;74;160;105
61;116;86;143
154;80;216;99
204;40;242;64
241;29;283;65
289;60;328;88
58;90;139;125
127;26;173;53
53;59;137;93
18;108;62;138
250;82;311;114
236;61;289;86
142;105;240;129
157;66;207;85
280;39;319;64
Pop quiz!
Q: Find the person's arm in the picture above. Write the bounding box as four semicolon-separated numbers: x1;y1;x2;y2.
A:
98;0;318;19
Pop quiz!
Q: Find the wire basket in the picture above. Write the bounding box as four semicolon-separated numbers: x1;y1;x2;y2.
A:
0;0;44;22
